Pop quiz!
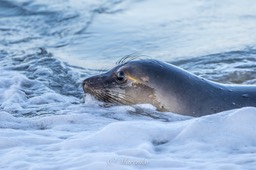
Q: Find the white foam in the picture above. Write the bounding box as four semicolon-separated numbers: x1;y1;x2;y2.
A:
1;106;256;169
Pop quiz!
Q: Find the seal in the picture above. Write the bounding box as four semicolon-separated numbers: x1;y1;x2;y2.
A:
83;59;256;117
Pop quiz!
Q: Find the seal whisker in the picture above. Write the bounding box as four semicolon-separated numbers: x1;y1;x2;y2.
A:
116;54;138;65
105;89;130;98
104;92;122;103
105;94;121;104
106;90;136;102
105;91;134;105
89;89;107;102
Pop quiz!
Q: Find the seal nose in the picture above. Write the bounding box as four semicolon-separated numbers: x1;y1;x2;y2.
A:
82;79;87;86
83;76;105;93
83;79;90;87
82;79;89;90
82;78;94;92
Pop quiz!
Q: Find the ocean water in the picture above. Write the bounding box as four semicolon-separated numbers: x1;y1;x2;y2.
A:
0;0;256;169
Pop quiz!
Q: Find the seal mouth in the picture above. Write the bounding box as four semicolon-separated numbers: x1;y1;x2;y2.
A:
82;79;89;93
82;78;135;105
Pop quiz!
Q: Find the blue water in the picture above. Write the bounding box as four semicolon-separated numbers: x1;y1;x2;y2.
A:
1;0;256;169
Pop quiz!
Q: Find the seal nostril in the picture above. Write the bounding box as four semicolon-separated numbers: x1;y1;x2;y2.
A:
83;80;90;88
83;79;94;88
82;80;86;86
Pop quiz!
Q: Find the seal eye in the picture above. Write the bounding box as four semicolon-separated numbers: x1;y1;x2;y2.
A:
115;71;126;83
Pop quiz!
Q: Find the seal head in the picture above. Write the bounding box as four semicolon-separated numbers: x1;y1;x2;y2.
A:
83;60;164;110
